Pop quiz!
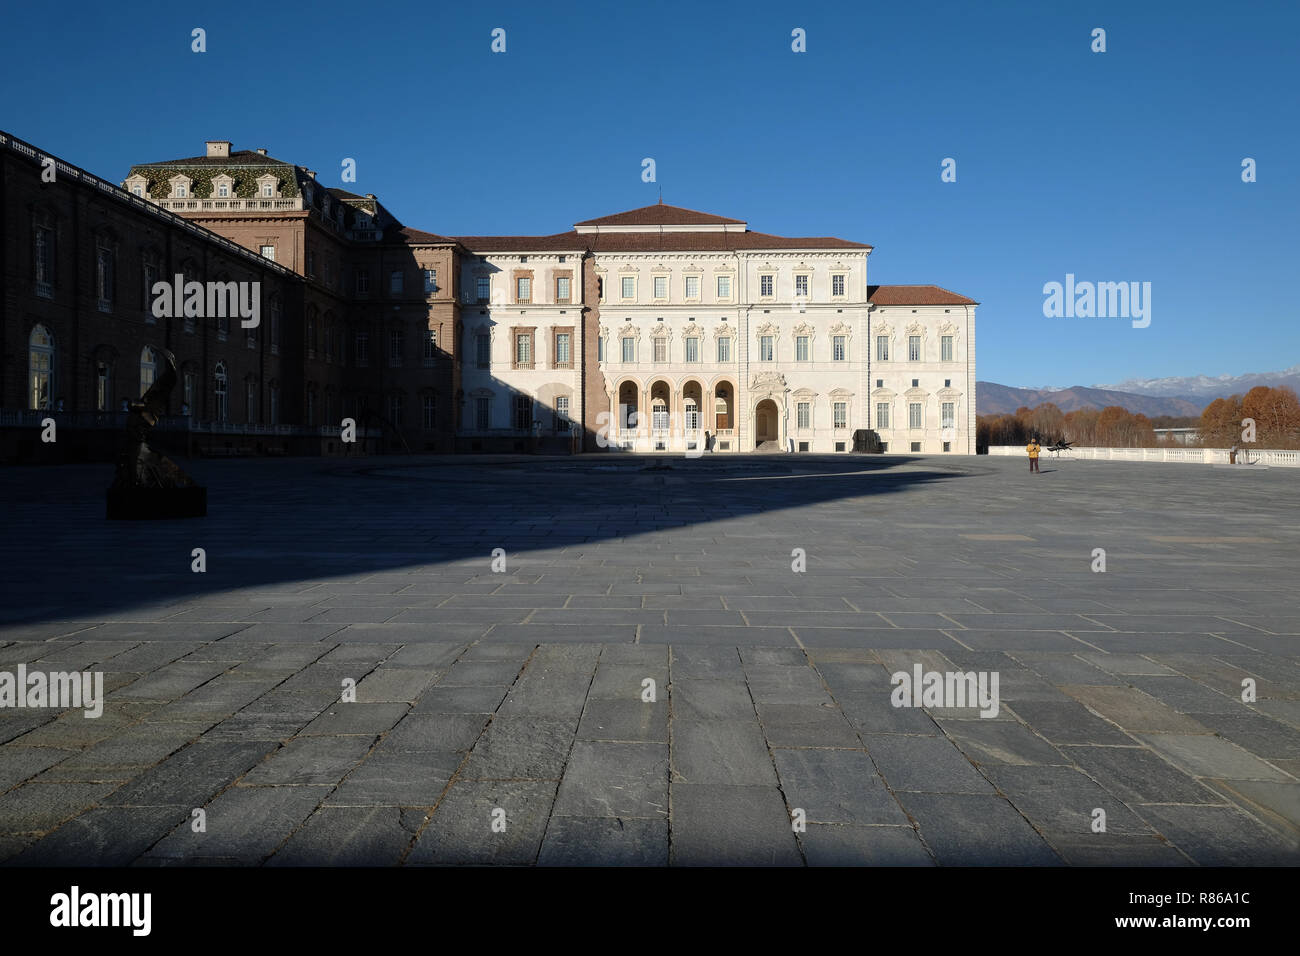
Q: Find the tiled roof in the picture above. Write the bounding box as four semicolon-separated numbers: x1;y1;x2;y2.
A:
868;284;977;305
451;230;870;253
574;203;744;227
452;232;587;252
388;226;458;245
134;150;295;167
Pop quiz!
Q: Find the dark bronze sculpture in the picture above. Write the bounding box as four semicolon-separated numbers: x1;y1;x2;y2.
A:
106;347;206;519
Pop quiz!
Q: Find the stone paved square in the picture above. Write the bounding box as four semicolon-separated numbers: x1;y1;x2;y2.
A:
0;453;1297;865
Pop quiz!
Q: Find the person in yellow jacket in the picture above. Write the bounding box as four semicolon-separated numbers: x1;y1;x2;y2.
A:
1026;437;1041;473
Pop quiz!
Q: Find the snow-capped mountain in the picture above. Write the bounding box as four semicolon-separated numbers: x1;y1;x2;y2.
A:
1097;365;1300;401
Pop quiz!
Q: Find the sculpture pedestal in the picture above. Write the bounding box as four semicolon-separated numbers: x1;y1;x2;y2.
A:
106;486;207;520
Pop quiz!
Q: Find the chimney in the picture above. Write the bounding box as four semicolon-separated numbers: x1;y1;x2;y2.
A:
365;193;375;199
255;148;267;156
205;140;232;158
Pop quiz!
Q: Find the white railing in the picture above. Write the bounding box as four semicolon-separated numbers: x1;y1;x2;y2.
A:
987;446;1300;467
155;198;302;212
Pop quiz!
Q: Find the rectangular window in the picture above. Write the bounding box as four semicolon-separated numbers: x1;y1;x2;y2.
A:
477;276;491;303
96;247;113;311
876;336;889;361
143;263;157;320
943;441;951;452
514;395;532;431
876;403;890;429
833;402;847;429
96;363;110;411
555;395;570;432
423;328;438;364
516;276;531;302
423;394;437;430
390;270;403;294
475;396;490;430
556;276;570;302
622;337;635;362
833;335;846;361
423;269;437;293
598;336;605;362
759;336;774;362
832;274;846;296
653;275;667;299
911;441;922;452
355;269;369;294
621;276;635;299
685;337;699;363
388;329;404;366
515;331;533;367
355;331;369;367
909;402;923;429
909;335;921;361
716;275;731;299
794;274;809;297
653;338;667;363
555;332;571;367
387;393;403;426
246;382;256;424
259;244;275;262
760;274;774;297
268;385;278;424
797;402;811;429
795;335;809;361
685;275;700;299
717;337;731;363
942;402;955;429
34;227;54;296
941;335;954;362
476;333;490;368
307;250;315;277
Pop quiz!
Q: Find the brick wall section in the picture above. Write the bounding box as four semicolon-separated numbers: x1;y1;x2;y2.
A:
2;141;297;430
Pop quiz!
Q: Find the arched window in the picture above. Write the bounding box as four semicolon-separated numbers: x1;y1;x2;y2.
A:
214;362;228;423
139;346;157;398
28;325;54;410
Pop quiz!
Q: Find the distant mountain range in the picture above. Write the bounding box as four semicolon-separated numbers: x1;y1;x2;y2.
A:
1096;365;1300;401
977;383;1203;417
979;365;1300;417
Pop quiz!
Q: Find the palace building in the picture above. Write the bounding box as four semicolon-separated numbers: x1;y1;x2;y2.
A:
1;131;977;460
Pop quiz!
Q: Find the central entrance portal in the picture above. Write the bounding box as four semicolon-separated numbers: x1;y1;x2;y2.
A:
754;399;778;446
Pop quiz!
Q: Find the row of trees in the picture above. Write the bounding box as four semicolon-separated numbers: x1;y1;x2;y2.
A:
977;403;1157;451
1199;386;1300;448
977;386;1300;452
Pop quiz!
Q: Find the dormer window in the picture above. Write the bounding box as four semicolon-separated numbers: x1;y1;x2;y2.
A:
168;174;192;199
256;174;280;200
217;184;229;197
211;173;234;199
123;174;148;198
262;184;273;197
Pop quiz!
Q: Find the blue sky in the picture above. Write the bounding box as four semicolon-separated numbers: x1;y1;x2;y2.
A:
3;0;1296;387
